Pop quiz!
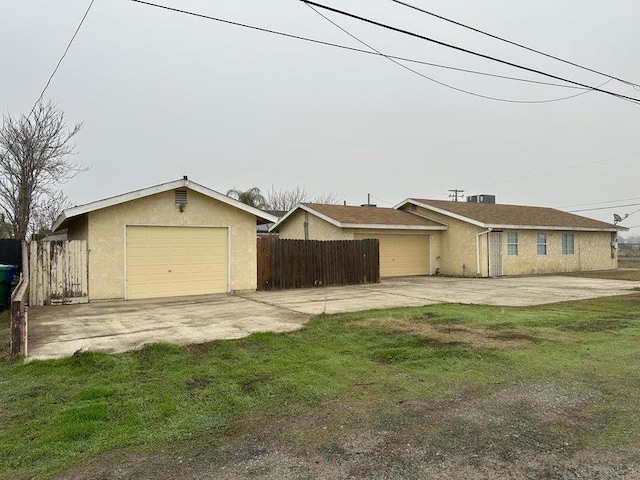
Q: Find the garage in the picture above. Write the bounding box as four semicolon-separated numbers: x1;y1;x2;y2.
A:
355;233;431;277
51;178;277;301
126;226;229;300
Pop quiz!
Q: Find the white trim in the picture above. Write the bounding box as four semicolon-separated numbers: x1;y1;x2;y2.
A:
269;203;447;233
428;234;432;275
123;224;231;300
341;223;446;231
53;178;277;231
395;199;621;233
476;229;491;276
227;226;232;293
482;224;619;232
396;199;487;228
123;223;128;300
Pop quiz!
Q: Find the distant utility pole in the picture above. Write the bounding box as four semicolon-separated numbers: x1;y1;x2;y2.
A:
448;189;465;202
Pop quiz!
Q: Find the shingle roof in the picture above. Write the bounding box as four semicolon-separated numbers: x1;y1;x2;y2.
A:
304;203;446;227
269;203;447;232
409;199;620;231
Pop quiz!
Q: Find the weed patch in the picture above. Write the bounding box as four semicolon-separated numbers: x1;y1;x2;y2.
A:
1;294;639;479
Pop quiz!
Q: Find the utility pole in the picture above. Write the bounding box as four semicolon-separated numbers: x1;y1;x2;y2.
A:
448;189;465;202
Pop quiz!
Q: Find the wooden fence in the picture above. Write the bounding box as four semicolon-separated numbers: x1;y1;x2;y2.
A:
28;240;88;306
257;238;380;291
10;275;28;358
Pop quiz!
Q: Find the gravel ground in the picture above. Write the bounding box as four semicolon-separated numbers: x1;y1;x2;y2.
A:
59;382;639;480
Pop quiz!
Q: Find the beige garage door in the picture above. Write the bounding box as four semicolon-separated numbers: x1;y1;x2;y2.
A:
355;233;430;277
126;226;228;300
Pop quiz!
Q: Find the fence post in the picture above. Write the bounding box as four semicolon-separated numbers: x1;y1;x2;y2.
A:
10;277;29;358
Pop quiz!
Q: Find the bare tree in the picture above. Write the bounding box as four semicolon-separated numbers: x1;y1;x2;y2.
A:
0;101;83;239
265;185;308;212
30;190;72;238
311;191;341;205
265;186;341;211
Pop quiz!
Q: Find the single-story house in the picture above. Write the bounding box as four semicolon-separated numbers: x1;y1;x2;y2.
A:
272;198;625;278
52;177;277;301
271;203;447;276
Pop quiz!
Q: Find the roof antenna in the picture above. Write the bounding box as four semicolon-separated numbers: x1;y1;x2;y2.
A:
614;213;628;225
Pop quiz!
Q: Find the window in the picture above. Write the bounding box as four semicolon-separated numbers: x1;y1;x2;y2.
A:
562;233;574;255
537;233;547;255
506;232;518;255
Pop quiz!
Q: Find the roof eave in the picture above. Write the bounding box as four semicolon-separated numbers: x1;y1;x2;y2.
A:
485;224;620;232
398;199;487;227
268;204;317;233
54;178;277;230
341;223;447;230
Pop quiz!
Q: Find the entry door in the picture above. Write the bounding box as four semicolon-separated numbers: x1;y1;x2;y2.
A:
488;232;503;277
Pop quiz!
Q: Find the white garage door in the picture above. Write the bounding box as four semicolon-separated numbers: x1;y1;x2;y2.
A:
354;233;430;277
126;226;228;300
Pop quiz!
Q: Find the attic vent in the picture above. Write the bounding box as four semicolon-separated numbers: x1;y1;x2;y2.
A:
175;189;187;206
411;204;417;212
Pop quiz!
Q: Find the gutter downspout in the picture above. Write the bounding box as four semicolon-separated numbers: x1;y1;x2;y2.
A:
476;228;492;277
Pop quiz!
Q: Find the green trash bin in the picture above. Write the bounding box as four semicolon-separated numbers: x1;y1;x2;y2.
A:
0;264;15;309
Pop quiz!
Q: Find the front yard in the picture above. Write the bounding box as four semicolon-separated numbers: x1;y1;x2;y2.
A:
1;293;640;479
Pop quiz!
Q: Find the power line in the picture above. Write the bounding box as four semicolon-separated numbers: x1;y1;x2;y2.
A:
301;0;640;105
129;0;593;93
557;196;640;209
625;207;640;218
369;194;394;206
389;0;640;90
469;151;640;190
302;2;607;104
29;0;97;117
568;202;640;213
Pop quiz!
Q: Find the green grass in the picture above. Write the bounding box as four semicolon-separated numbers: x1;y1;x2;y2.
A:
1;294;640;478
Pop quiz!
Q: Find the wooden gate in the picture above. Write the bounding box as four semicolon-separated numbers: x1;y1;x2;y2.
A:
28;241;88;306
257;238;380;291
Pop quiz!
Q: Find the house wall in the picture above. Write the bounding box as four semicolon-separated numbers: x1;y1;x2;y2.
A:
501;230;617;275
401;205;486;276
277;209;354;240
86;189;257;301
401;204;617;276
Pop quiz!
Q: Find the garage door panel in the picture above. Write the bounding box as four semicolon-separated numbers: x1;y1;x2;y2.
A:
126;226;229;300
355;233;430;277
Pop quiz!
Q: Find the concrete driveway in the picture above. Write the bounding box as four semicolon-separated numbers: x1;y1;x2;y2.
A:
27;295;308;360
240;275;640;315
27;275;640;360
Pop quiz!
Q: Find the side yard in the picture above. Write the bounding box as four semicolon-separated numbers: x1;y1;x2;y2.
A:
562;257;640;281
1;294;640;479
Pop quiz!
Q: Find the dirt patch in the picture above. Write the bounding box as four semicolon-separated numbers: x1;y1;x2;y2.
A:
354;317;536;349
58;382;639;480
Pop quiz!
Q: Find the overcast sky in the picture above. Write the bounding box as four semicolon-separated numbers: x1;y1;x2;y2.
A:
2;0;640;232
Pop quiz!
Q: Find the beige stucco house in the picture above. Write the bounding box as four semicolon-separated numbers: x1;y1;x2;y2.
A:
272;203;447;277
397;199;623;277
272;199;624;278
52;177;277;301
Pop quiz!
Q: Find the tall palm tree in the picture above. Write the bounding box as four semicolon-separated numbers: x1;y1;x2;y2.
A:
226;187;267;209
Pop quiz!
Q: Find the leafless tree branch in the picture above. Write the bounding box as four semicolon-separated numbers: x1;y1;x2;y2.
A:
265;186;341;211
0;101;85;239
